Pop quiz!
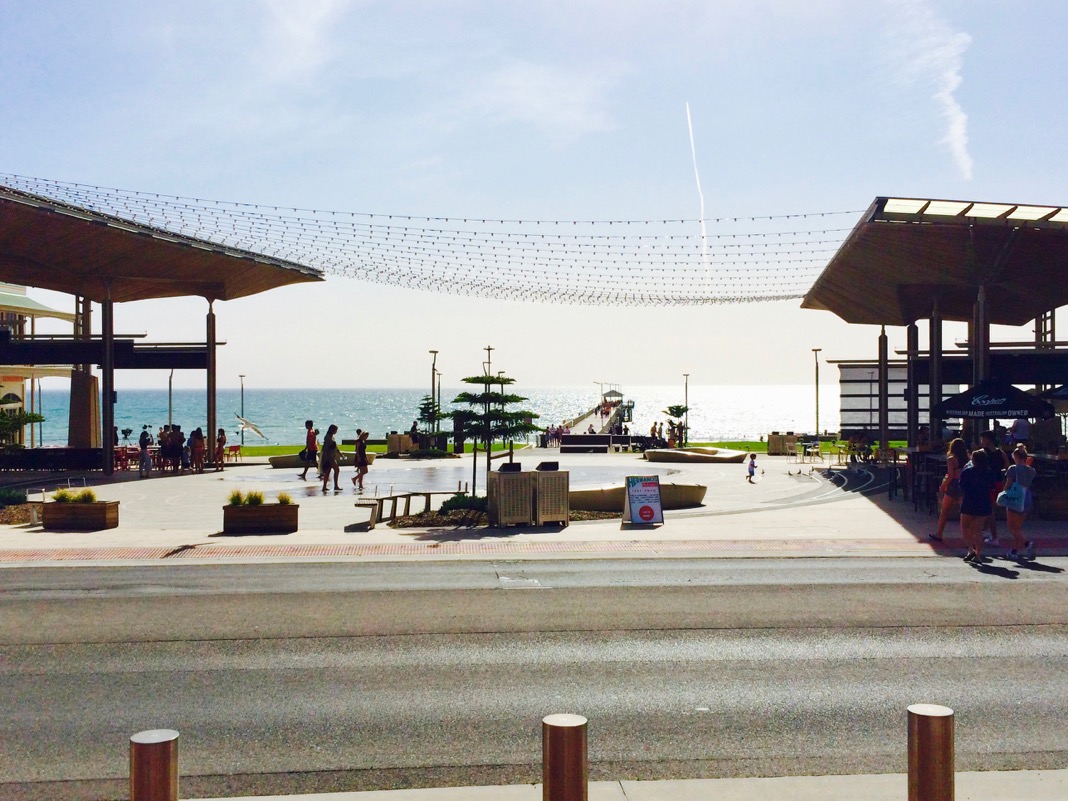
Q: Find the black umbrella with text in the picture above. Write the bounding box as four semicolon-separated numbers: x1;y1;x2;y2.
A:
932;379;1055;420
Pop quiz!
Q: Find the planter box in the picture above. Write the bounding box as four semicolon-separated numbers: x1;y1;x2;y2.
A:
222;504;299;534
42;500;119;531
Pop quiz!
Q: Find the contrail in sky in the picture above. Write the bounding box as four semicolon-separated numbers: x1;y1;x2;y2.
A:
685;102;710;267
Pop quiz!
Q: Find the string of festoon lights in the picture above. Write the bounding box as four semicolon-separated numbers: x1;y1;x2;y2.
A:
1;174;859;306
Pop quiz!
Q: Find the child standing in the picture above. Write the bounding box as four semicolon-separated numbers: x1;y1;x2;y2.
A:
746;453;758;483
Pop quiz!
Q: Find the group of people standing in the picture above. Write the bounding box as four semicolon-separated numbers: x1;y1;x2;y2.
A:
932;430;1037;563
298;419;370;492
135;424;226;477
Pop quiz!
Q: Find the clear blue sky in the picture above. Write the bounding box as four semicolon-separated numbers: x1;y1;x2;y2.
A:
2;1;1065;390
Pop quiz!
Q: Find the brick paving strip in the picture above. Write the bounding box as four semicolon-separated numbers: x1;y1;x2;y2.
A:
0;538;1008;562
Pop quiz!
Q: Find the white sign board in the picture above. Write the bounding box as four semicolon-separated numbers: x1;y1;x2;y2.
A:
623;475;664;525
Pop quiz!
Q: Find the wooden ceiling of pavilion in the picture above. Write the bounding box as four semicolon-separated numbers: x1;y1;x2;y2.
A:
0;184;323;303
802;196;1068;327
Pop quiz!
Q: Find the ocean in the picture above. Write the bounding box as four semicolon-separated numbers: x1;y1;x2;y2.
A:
29;384;841;447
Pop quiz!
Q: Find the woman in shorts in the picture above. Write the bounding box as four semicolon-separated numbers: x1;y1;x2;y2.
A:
1004;445;1037;560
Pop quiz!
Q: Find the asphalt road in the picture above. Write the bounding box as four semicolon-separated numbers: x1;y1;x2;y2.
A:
3;558;1068;800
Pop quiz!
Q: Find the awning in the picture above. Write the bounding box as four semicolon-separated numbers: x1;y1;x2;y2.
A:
0;287;75;322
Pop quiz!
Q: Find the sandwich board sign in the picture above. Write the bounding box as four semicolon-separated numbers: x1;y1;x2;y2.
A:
623;475;664;525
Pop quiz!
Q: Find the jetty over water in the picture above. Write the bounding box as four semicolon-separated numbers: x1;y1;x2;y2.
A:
559;390;638;453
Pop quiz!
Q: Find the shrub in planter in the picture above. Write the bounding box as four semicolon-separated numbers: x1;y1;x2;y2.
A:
222;490;298;534
42;488;118;530
440;493;488;513
0;487;28;506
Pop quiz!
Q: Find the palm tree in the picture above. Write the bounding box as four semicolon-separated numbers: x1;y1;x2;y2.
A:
662;404;689;446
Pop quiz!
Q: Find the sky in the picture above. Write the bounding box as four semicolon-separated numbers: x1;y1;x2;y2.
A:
2;0;1067;392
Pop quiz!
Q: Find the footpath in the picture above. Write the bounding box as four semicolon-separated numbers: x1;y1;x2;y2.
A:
2;449;1067;564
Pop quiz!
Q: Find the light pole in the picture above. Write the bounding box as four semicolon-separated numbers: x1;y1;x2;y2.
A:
683;373;689;446
238;374;246;446
429;350;438;434
811;349;821;441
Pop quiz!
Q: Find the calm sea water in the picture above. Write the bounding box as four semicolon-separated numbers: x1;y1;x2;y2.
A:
31;384;841;447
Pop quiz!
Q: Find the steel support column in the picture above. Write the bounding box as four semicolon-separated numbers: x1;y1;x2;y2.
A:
928;300;943;441
878;326;889;456
206;300;217;467
101;288;114;476
906;323;919;446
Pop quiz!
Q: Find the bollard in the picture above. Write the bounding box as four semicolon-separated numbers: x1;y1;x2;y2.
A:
542;713;587;801
908;704;954;801
130;729;179;801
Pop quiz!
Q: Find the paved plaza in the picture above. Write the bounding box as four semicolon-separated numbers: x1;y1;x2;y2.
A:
2;447;1066;564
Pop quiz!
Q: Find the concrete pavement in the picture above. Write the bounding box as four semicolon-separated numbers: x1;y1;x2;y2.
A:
2;447;1066;564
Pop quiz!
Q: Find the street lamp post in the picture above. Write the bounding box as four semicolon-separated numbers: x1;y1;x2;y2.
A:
683;373;689;446
429;350;438;434
238;374;246;446
812;349;821;441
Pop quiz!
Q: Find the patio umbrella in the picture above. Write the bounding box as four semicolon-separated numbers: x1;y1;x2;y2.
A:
235;413;268;440
1040;384;1068;414
932;379;1055;419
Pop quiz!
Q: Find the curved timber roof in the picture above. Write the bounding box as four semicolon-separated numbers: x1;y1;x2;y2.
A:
0;184;323;303
802;197;1068;326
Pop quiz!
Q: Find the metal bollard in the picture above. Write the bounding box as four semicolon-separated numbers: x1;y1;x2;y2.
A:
130;729;179;801
908;704;954;801
542;713;587;801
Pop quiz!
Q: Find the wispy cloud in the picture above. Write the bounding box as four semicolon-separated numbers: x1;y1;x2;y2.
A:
459;60;623;142
259;0;353;81
891;1;973;179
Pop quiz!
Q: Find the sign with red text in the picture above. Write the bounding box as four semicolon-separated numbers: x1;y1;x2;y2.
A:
623;475;664;525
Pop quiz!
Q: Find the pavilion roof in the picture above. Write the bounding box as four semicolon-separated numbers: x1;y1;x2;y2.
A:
0;184;323;303
801;197;1068;326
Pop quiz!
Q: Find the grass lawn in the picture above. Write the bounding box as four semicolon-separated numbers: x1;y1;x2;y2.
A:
692;440;907;454
238;442;531;457
239;440;907;458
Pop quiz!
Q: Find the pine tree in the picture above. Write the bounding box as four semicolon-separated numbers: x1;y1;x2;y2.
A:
451;373;539;496
416;394;440;435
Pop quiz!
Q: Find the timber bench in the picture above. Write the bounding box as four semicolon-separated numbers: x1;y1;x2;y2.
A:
353;499;381;530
